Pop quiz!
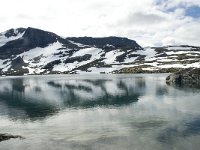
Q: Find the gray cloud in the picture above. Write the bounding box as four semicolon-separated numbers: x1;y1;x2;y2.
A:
120;12;165;26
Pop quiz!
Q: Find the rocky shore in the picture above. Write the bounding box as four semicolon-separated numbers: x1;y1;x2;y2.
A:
166;68;200;87
0;133;24;142
113;66;182;74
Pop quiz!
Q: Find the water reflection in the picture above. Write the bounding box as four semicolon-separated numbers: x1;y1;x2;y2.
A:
156;85;168;96
0;74;200;150
0;75;144;120
158;116;200;144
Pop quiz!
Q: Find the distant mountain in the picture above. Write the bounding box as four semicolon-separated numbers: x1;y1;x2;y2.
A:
0;27;199;75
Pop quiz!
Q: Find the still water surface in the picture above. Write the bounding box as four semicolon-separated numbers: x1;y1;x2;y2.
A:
0;74;200;150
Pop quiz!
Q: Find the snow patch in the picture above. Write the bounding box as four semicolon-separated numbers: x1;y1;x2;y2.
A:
167;46;193;51
103;50;124;64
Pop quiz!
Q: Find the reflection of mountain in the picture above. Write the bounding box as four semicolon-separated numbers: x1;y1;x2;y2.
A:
48;79;140;108
157;117;200;145
0;78;59;120
0;76;146;120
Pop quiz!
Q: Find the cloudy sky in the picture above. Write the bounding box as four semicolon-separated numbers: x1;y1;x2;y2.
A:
0;0;200;46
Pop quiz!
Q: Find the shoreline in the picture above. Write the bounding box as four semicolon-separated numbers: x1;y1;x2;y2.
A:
0;67;191;77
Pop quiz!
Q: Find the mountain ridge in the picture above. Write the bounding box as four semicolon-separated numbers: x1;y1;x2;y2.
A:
0;27;199;75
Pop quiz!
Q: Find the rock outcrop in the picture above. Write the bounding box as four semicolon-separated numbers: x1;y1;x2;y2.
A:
0;133;24;142
166;68;200;87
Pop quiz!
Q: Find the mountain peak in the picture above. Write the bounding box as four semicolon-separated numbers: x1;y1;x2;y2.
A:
0;27;62;59
22;27;59;48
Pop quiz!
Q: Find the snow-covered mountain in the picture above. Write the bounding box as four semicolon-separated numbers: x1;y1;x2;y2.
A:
0;27;199;75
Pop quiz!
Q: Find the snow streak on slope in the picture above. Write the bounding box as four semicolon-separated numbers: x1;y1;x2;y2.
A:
3;44;200;75
53;47;104;72
136;46;200;71
19;42;63;74
103;50;124;64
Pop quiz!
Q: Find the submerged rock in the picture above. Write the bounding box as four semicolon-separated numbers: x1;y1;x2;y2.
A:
0;133;24;142
166;68;200;87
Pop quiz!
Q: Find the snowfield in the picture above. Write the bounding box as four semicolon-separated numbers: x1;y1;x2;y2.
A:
1;43;200;75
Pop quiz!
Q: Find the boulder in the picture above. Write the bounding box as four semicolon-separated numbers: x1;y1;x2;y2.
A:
166;68;200;86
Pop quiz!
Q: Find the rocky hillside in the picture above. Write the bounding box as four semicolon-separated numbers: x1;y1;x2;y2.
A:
0;27;199;75
115;45;200;73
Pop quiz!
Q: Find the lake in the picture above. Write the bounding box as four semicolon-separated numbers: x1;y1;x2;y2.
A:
0;74;200;150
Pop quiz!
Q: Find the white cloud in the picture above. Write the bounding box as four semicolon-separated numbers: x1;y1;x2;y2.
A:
0;0;199;47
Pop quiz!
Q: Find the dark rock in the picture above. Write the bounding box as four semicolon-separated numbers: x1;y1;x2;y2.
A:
135;55;146;61
0;133;24;142
64;54;92;64
67;36;142;51
115;50;144;62
166;68;200;87
155;53;168;57
154;47;168;54
4;28;26;38
11;56;28;68
113;66;182;74
2;56;29;76
42;60;62;70
102;44;116;52
115;52;129;62
71;58;108;72
128;54;141;58
22;27;59;48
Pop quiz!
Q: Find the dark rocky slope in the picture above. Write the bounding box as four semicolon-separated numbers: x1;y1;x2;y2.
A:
67;36;142;51
166;68;200;87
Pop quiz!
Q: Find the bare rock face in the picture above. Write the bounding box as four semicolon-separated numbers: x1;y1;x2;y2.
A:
22;27;59;48
0;133;24;142
4;28;26;38
67;36;143;51
166;68;200;87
